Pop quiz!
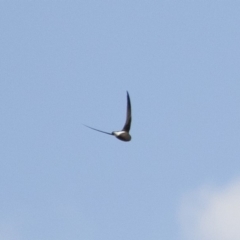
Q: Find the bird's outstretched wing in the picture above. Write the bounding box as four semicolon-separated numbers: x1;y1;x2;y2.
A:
122;91;132;132
83;124;113;135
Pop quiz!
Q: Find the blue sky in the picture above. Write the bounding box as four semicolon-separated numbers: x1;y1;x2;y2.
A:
1;1;240;240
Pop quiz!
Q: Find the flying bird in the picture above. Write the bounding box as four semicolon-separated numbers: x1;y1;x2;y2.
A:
84;91;132;141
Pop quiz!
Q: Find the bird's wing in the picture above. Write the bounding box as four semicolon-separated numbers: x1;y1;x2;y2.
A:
122;91;132;132
83;124;113;135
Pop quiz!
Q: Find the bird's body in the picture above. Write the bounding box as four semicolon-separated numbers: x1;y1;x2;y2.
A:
84;91;132;142
112;131;131;142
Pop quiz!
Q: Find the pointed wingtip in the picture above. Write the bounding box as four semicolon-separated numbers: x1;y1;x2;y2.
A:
83;124;113;135
126;91;130;102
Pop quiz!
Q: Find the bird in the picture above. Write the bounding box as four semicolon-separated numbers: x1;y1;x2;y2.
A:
84;91;132;142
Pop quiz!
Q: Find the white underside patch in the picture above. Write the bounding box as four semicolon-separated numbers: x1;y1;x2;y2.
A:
113;131;125;136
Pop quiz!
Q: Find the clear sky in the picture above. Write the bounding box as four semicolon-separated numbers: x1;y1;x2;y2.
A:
1;1;240;240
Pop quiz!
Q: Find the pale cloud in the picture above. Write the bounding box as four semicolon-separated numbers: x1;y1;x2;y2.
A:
179;179;240;240
0;222;21;240
0;215;24;240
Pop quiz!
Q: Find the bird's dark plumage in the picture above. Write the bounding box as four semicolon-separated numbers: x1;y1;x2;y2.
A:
84;91;132;142
122;91;131;132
